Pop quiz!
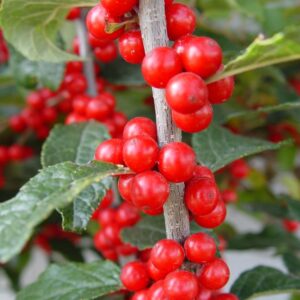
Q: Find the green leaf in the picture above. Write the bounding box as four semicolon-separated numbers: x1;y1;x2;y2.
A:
0;161;127;263
17;260;121;300
207;28;300;83
42;122;111;232
231;266;300;300
283;252;300;276
192;124;288;172
0;0;97;62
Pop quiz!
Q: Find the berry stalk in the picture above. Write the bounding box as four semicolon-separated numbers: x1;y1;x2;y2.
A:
138;0;190;242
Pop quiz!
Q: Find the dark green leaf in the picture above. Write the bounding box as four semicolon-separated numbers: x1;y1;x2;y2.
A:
49;239;84;262
192;124;288;171
231;266;300;300
17;260;121;300
283;252;300;276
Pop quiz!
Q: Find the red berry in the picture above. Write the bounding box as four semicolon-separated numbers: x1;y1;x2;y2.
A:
166;72;208;114
131;290;149;300
118;175;134;203
150;239;184;273
86;4;124;41
165;0;173;7
182;37;223;78
229;159;250;179
65;113;87;124
199;258;230;290
131;171;169;211
100;92;116;111
112;112;128;133
116;202;140;227
123;117;157;140
63;73;87;95
97;208;116;227
102;249;118;261
142;47;182;88
102;224;122;245
184;232;216;263
9;115;27;133
8;145;25;161
148;280;168;300
283;219;300;232
95;138;123;165
94;230;113;251
66;7;81;20
119;31;145;64
143;206;163;216
194;199;226;228
172;102;213;133
173;35;195;59
185;177;219;216
193;165;215;181
102;0;138;17
94;42;118;63
99;189;114;210
158;142;196;183
123;135;159;173
27;91;44;110
86;97;111;121
207;76;235;104
221;189;238;204
166;3;196;41
0;146;9;165
147;260;168;281
72;95;90;115
120;261;150;292
164;270;199;300
66;61;83;74
212;293;239;300
42;107;58;124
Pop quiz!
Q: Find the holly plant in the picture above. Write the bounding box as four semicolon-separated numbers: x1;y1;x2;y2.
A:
0;0;300;300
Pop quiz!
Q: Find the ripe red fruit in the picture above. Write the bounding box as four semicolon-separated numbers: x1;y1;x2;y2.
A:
173;35;195;59
193;165;215;181
120;261;150;291
94;230;114;251
99;189;114;210
8;145;26;161
147;260;168;281
86;97;111;121
150;239;184;273
142;47;182;88
101;0;138;17
212;293;239;300
116;202;140;227
72;95;90;115
95;138;123;165
113;112;128;133
147;280;168;300
89;33;110;48
123;117;157;140
123;135;159;173
165;0;173;7
131;290;149;300
199;258;230;290
158;142;196;183
166;3;196;41
9;115;27;133
164;270;199;300
119;31;145;64
194;199;226;228
131;171;170;211
143;206;164;216
42;107;58;124
65;113;87;124
283;219;300;232
182;37;223;78
102;224;122;245
172;102;213;133
184;232;216;263
229;159;250;179
66;7;81;20
63;73;87;95
118;175;134;203
94;42;118;63
207;76;235;104
221;189;238;204
86;4;124;41
102;249;118;261
27;91;44;110
97;208;116;227
0;146;9;165
185;177;219;216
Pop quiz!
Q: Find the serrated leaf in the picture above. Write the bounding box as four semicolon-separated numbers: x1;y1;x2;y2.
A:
207;28;300;83
192;124;288;172
231;266;300;300
42;122;111;232
0;161;127;263
0;0;97;62
283;252;300;276
17;260;121;300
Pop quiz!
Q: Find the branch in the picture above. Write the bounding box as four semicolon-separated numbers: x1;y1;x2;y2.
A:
138;0;190;243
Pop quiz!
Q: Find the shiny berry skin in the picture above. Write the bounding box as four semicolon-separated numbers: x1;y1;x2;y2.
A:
65;113;87;124
182;37;223;78
131;171;169;211
172;102;213;133
123;135;159;173
97;208;116;227
207;76;235;104
142;47;182;88
94;230;114;251
86;4;124;41
120;261;150;292
148;280;168;300
193;165;215;181
158;142;196;183
166;72;208;114
123;117;157;140
185;177;219;216
173;35;195;58
86;97;111;121
95;138;123;165
72;95;90;115
166;3;196;41
143;206;163;216
131;290;149;300
118;175;134;203
164;270;199;300
116;202;140;227
119;31;145;64
212;294;239;300
102;224;122;245
89;33;110;48
94;42;118;63
66;61;83;74
63;73;87;95
229;159;250;179
199;258;230;290
150;239;184;273
194;199;226;228
102;0;138;17
26;91;44;110
147;260;168;281
184;232;216;263
66;7;81;20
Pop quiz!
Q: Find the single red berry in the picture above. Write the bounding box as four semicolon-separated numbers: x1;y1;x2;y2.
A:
112;112;128;133
158;142;196;183
72;95;90;115
0;146;9;165
118;175;134;203
8;145;25;161
207;76;235;104
150;239;184;273
66;7;81;20
212;293;239;300
65;113;87;124
120;261;150;292
131;171;170;211
86;4;124;41
102;0;138;17
131;290;149;300
172;102;213;133
89;33;110;49
94;230;114;251
9;115;27;133
99;189;114;210
119;30;145;64
164;270;199;300
147;280;168;300
42;107;58;124
66;61;83;74
86;97;112;121
27;91;45;110
166;72;208;114
123;117;157;140
184;232;216;263
197;285;213;300
199;258;230;290
229;159;250;179
221;189;238;204
193;165;215;181
63;73;87;95
142;47;182;88
194;199;226;228
283;219;300;232
97;208;116;227
182;37;223;78
36;126;50;140
166;3;196;41
116;202;140;227
95;138;123;165
102;249;118;261
185;177;219;216
147;260;168;281
94;42;118;63
173;35;195;59
123;135;159;173
100;92;116;111
102;224;122;245
117;243;138;256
